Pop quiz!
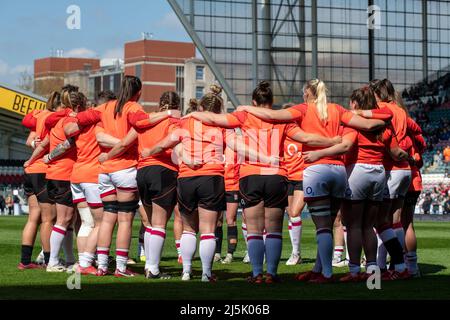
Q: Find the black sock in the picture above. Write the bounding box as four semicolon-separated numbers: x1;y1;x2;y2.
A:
227;226;238;254
44;251;50;265
215;226;223;255
383;238;404;268
21;245;33;265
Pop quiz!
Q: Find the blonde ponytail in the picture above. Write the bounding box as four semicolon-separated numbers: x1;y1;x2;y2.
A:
304;79;328;122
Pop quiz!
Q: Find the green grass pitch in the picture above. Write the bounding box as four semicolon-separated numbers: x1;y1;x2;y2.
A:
1;216;450;300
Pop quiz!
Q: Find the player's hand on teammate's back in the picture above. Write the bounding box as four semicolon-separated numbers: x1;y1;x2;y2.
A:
43;154;50;164
303;150;322;163
168;110;181;119
98;153;108;163
332;136;342;145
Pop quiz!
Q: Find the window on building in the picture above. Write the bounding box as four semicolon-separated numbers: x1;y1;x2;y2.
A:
196;86;204;100
176;66;185;108
135;65;142;79
103;75;110;91
196;66;204;80
110;75;114;92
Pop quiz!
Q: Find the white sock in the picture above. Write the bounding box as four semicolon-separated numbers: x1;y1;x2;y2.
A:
289;216;302;255
175;240;181;256
78;252;85;267
343;226;350;261
62;227;75;264
49;225;66;266
378;228;396;270
181;231;197;274
116;249;129;273
80;252;95;268
96;247;110;271
199;233;216;277
144;226;152;270
333;245;344;261
147;227;166;275
241;223;248;247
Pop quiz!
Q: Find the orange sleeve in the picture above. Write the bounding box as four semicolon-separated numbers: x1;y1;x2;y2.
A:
412;134;426;154
406;117;422;135
227;112;246;127
371;107;393;121
76;109;102;127
338;105;354;125
342;127;358;144
128;110;152;130
45;109;70;131
22;112;37;130
287;104;306;121
399;135;412;151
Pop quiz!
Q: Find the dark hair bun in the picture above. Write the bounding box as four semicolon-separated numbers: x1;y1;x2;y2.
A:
258;81;271;90
210;84;222;96
188;98;198;108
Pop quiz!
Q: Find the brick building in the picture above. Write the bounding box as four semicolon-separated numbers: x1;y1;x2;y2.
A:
124;39;195;111
33;40;228;111
34;57;100;97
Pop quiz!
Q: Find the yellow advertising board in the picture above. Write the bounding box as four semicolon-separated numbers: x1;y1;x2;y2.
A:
0;85;46;117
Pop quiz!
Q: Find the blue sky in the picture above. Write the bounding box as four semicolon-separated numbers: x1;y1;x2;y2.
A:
0;0;190;87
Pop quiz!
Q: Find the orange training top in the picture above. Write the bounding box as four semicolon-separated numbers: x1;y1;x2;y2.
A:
25;110;53;174
224;111;302;178
224;130;240;191
136;117;179;172
70;119;101;184
287;103;354;168
46;117;77;181
177;117;228;178
283;135;303;181
344;127;397;166
75;101;143;174
379;102;410;171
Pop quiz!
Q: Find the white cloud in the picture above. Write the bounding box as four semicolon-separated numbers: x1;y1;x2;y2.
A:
0;59;33;87
11;64;32;74
0;60;32;76
102;47;123;60
65;47;97;58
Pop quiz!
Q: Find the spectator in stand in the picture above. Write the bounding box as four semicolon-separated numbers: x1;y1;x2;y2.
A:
5;195;13;215
0;194;5;214
444;192;450;215
422;193;432;214
433;150;443;167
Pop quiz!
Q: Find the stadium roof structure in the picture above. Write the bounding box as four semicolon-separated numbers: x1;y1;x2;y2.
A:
168;0;449;107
